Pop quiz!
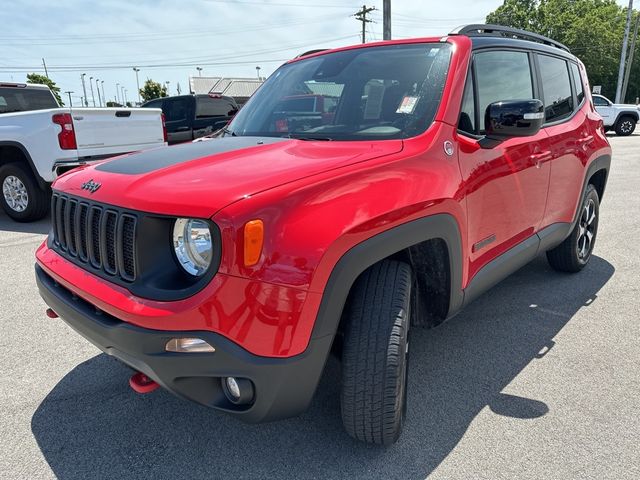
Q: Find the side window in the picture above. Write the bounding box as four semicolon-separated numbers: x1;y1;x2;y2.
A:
570;62;585;104
458;69;476;135
164;98;189;122
593;96;609;107
196;97;236;117
475;50;533;133
538;54;573;122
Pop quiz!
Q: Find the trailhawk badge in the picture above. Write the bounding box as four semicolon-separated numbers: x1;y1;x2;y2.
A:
81;179;101;193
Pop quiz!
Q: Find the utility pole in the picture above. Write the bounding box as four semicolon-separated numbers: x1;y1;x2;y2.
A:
42;58;49;79
133;67;141;104
622;13;639;102
95;78;102;107
65;91;73;107
383;0;391;40
80;73;88;107
616;0;634;103
89;76;96;107
354;5;375;43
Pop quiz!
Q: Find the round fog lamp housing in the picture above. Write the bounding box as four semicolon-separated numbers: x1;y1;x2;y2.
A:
222;377;255;405
173;218;213;276
165;337;215;353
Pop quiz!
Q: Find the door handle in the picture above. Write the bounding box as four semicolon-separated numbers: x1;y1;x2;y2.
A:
175;126;190;132
529;150;552;168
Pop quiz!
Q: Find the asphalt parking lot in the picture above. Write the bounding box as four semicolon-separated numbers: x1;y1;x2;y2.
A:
1;133;639;480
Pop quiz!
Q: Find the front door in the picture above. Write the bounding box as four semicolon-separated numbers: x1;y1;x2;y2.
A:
456;49;551;281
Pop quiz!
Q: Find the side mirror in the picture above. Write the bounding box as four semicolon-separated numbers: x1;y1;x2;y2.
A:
480;99;545;148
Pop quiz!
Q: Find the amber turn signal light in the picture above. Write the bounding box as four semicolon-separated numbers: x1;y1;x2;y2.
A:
244;220;264;266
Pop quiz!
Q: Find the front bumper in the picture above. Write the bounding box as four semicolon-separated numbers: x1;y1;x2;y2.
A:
36;265;332;423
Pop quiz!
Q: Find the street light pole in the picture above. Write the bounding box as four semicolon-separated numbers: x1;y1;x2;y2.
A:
116;83;121;105
101;80;105;105
124;89;128;106
121;86;126;105
256;66;261;80
616;0;635;103
196;67;203;76
65;91;73;107
95;78;102;107
80;74;88;107
133;67;141;104
165;81;170;95
89;76;96;107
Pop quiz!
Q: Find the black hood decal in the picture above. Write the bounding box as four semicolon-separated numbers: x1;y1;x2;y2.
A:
96;136;290;175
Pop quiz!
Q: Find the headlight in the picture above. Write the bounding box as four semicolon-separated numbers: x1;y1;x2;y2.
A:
173;218;213;276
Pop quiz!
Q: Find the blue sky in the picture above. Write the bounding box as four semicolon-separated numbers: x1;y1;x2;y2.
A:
0;0;631;106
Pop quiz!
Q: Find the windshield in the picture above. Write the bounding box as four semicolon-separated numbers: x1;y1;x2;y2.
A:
227;42;452;141
0;87;58;114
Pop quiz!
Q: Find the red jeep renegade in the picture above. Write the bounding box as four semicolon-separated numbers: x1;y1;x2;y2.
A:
36;25;611;445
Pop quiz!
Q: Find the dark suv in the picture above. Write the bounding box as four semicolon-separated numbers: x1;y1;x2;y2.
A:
36;25;610;445
142;94;238;144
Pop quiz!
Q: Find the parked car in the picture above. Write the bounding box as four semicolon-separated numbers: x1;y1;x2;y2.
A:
36;24;611;445
0;82;166;221
592;93;639;135
141;94;238;144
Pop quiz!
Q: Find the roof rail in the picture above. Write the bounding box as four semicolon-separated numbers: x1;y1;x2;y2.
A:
295;49;329;58
450;24;570;53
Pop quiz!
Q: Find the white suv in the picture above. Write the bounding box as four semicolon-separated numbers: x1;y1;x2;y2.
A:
592;94;639;136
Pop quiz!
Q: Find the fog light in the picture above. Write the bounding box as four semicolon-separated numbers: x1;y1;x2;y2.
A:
165;338;215;353
226;377;241;399
222;376;255;405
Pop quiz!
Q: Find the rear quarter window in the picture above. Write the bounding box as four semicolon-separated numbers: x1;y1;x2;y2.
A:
570;63;585;105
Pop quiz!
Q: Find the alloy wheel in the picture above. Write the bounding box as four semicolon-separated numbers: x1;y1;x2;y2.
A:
577;198;596;260
2;175;29;213
620;120;634;135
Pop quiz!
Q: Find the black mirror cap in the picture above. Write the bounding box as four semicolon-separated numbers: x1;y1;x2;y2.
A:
484;99;545;141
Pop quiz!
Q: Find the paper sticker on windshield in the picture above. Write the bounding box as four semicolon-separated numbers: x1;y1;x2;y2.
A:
396;96;418;114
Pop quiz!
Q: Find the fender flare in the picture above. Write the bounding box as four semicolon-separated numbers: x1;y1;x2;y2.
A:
613;110;639;125
310;213;464;341
571;153;611;230
0;140;48;190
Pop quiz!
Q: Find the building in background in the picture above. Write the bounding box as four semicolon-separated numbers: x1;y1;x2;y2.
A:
189;76;264;105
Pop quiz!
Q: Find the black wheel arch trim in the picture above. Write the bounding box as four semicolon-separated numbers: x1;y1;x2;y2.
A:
0;140;48;190
614;111;639;124
310;213;464;341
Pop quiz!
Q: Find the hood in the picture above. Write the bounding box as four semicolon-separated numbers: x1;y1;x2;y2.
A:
53;136;403;218
612;102;640;109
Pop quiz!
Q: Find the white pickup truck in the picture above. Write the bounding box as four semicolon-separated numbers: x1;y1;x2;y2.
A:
592;94;639;136
0;82;166;221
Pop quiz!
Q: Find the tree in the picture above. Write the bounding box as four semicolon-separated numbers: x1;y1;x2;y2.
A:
139;79;168;102
486;1;639;102
26;73;64;106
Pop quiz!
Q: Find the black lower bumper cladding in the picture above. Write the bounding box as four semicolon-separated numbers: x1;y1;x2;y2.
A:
35;264;332;423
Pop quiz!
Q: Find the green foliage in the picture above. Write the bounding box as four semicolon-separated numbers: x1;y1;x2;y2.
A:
139;79;168;102
486;0;639;102
25;73;64;106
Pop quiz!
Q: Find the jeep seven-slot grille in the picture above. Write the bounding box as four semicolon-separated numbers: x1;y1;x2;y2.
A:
51;193;137;282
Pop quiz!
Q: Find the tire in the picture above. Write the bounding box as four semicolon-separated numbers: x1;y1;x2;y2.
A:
614;115;636;136
0;162;49;222
546;184;599;273
340;260;412;445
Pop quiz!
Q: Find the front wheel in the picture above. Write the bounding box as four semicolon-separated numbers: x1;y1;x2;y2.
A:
0;162;49;222
340;260;412;445
614;115;636;136
546;184;599;272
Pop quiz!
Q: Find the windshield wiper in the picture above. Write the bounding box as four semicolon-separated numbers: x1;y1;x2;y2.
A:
286;133;333;141
221;126;236;137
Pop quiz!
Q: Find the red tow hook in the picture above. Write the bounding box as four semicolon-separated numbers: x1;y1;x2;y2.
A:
45;308;59;318
129;372;160;394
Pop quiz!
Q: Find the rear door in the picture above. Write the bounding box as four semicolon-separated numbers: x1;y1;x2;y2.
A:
456;49;552;280
163;97;194;144
72;107;165;157
540;56;593;226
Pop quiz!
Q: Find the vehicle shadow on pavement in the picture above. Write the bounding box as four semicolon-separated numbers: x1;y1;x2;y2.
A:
31;255;614;480
0;210;50;235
